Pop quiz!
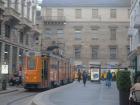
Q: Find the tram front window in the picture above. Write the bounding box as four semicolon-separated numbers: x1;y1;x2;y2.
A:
28;53;36;70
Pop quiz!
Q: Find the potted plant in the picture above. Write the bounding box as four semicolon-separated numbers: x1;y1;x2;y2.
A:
116;69;131;105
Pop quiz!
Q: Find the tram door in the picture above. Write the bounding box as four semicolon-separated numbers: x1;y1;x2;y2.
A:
42;58;48;88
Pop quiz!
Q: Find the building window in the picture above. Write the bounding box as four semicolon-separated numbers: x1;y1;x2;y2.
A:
27;2;31;19
45;29;52;37
57;29;64;38
75;29;81;40
91;47;99;59
127;46;130;55
21;0;25;17
110;47;117;59
32;6;35;23
15;0;18;10
7;0;11;7
110;9;116;18
19;49;24;65
128;9;130;18
110;28;116;40
0;42;2;65
5;24;11;38
12;46;17;73
91;28;98;40
74;47;81;59
35;36;39;45
4;44;10;64
46;8;52;16
20;31;24;44
36;37;39;41
25;34;29;45
0;22;1;36
75;9;82;19
57;9;64;17
92;9;98;18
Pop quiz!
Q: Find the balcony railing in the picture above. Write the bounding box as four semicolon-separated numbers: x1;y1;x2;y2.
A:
43;16;66;24
5;7;20;21
134;15;140;29
0;0;4;11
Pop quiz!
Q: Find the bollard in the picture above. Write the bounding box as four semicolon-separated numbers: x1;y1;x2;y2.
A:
2;80;7;90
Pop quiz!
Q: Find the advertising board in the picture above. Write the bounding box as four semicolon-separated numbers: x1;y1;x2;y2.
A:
1;65;8;74
91;68;100;81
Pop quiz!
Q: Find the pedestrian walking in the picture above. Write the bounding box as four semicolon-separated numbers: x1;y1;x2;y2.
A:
78;70;81;82
106;70;112;87
82;71;88;86
18;70;23;86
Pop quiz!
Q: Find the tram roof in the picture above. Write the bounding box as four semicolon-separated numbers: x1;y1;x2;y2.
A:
25;51;65;59
42;0;130;7
25;51;41;56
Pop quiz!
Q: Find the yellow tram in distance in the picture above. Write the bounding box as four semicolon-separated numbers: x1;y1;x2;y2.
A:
24;51;75;90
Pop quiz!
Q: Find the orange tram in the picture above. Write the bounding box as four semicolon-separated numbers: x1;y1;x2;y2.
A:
23;51;75;90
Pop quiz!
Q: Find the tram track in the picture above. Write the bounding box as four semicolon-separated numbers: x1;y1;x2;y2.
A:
0;89;42;105
0;90;18;95
6;93;37;105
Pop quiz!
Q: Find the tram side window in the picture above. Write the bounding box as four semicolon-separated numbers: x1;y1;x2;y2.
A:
28;54;36;70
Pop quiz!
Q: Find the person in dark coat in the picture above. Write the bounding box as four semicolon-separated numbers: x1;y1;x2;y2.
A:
106;70;112;87
78;70;81;82
82;71;88;86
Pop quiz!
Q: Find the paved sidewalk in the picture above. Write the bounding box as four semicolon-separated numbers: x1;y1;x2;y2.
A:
49;81;119;105
32;81;119;105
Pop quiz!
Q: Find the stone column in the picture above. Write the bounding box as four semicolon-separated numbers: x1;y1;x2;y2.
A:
1;42;5;66
1;20;5;38
9;45;13;76
17;48;20;73
0;42;5;79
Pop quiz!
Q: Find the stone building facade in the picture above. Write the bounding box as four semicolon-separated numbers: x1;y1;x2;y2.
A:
0;0;41;78
128;0;140;72
41;0;130;69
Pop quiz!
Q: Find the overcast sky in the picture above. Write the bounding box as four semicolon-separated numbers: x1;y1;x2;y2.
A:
37;0;42;3
37;0;42;10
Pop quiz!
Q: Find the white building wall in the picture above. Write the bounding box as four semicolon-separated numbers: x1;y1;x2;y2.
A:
0;0;40;76
129;0;140;72
130;0;140;51
42;6;130;67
